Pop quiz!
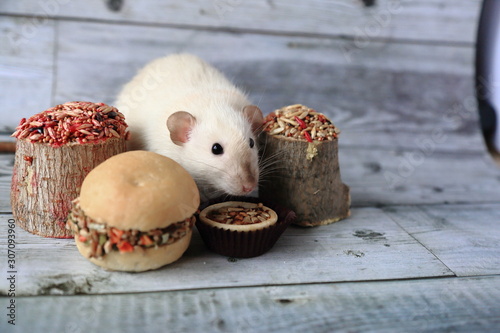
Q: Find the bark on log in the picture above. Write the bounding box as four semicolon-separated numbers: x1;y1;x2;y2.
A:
258;133;350;227
11;138;126;238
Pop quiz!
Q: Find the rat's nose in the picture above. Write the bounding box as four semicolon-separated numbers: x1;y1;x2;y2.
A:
242;185;254;193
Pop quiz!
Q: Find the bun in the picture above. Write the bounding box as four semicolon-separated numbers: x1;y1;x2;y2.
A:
69;151;200;271
78;150;200;231
75;231;192;272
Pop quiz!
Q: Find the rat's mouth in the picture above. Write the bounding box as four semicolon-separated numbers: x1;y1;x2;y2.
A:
229;181;258;196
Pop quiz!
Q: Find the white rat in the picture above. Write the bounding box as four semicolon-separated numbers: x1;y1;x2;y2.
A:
114;53;263;202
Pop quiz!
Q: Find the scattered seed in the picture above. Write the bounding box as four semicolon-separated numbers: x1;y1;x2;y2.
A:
77;123;93;129
298;111;309;119
227;207;244;212
78;129;92;136
280;117;298;126
109;128;121;138
28;133;42;141
270;127;285;135
47;127;56;140
19;129;30;139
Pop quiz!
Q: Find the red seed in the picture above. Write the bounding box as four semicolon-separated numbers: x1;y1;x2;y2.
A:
12;102;128;146
294;116;307;129
304;131;313;143
23;156;33;165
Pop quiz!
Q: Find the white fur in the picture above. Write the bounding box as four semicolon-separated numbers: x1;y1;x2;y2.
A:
115;54;260;201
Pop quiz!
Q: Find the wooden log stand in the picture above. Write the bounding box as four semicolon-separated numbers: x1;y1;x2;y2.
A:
259;132;350;227
11;138;126;238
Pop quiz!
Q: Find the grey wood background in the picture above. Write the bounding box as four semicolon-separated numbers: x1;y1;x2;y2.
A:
2;1;500;332
0;0;482;147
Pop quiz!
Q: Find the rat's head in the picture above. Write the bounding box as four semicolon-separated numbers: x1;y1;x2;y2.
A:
167;105;263;200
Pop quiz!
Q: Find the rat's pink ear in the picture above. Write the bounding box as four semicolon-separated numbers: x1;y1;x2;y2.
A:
243;105;264;133
167;111;196;146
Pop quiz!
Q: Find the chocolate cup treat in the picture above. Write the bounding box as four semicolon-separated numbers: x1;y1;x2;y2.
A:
197;200;294;258
67;151;200;272
259;104;350;227
10;101;128;238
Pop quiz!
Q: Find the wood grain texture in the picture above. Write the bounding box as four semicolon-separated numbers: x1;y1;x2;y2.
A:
50;20;478;148
0;206;454;296
0;152;14;212
2;276;498;333
0;16;55;131
384;203;500;277
1;17;477;133
0;0;481;43
10;138;126;238
340;149;500;207
259;133;350;226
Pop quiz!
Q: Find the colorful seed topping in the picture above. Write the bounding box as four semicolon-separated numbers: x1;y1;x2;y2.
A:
66;199;194;259
263;104;340;142
12;101;129;147
206;202;272;225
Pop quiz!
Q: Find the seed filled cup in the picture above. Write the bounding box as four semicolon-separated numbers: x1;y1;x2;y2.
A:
259;104;350;227
10;101;128;238
197;200;294;258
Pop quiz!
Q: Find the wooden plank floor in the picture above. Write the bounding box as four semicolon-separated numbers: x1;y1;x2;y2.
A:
8;276;500;332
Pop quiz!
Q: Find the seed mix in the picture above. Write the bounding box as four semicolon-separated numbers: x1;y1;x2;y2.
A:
263;104;340;142
12;101;129;146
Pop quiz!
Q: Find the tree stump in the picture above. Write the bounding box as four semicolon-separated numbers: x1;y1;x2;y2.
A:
10;101;128;238
259;132;350;227
11;138;126;238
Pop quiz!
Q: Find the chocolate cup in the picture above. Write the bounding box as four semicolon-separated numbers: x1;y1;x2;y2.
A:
196;196;296;258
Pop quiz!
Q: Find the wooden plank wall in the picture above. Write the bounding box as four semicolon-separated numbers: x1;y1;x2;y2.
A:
0;0;482;150
0;0;494;212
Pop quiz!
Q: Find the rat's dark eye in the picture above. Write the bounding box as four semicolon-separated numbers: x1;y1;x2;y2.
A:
212;143;224;155
249;138;255;148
